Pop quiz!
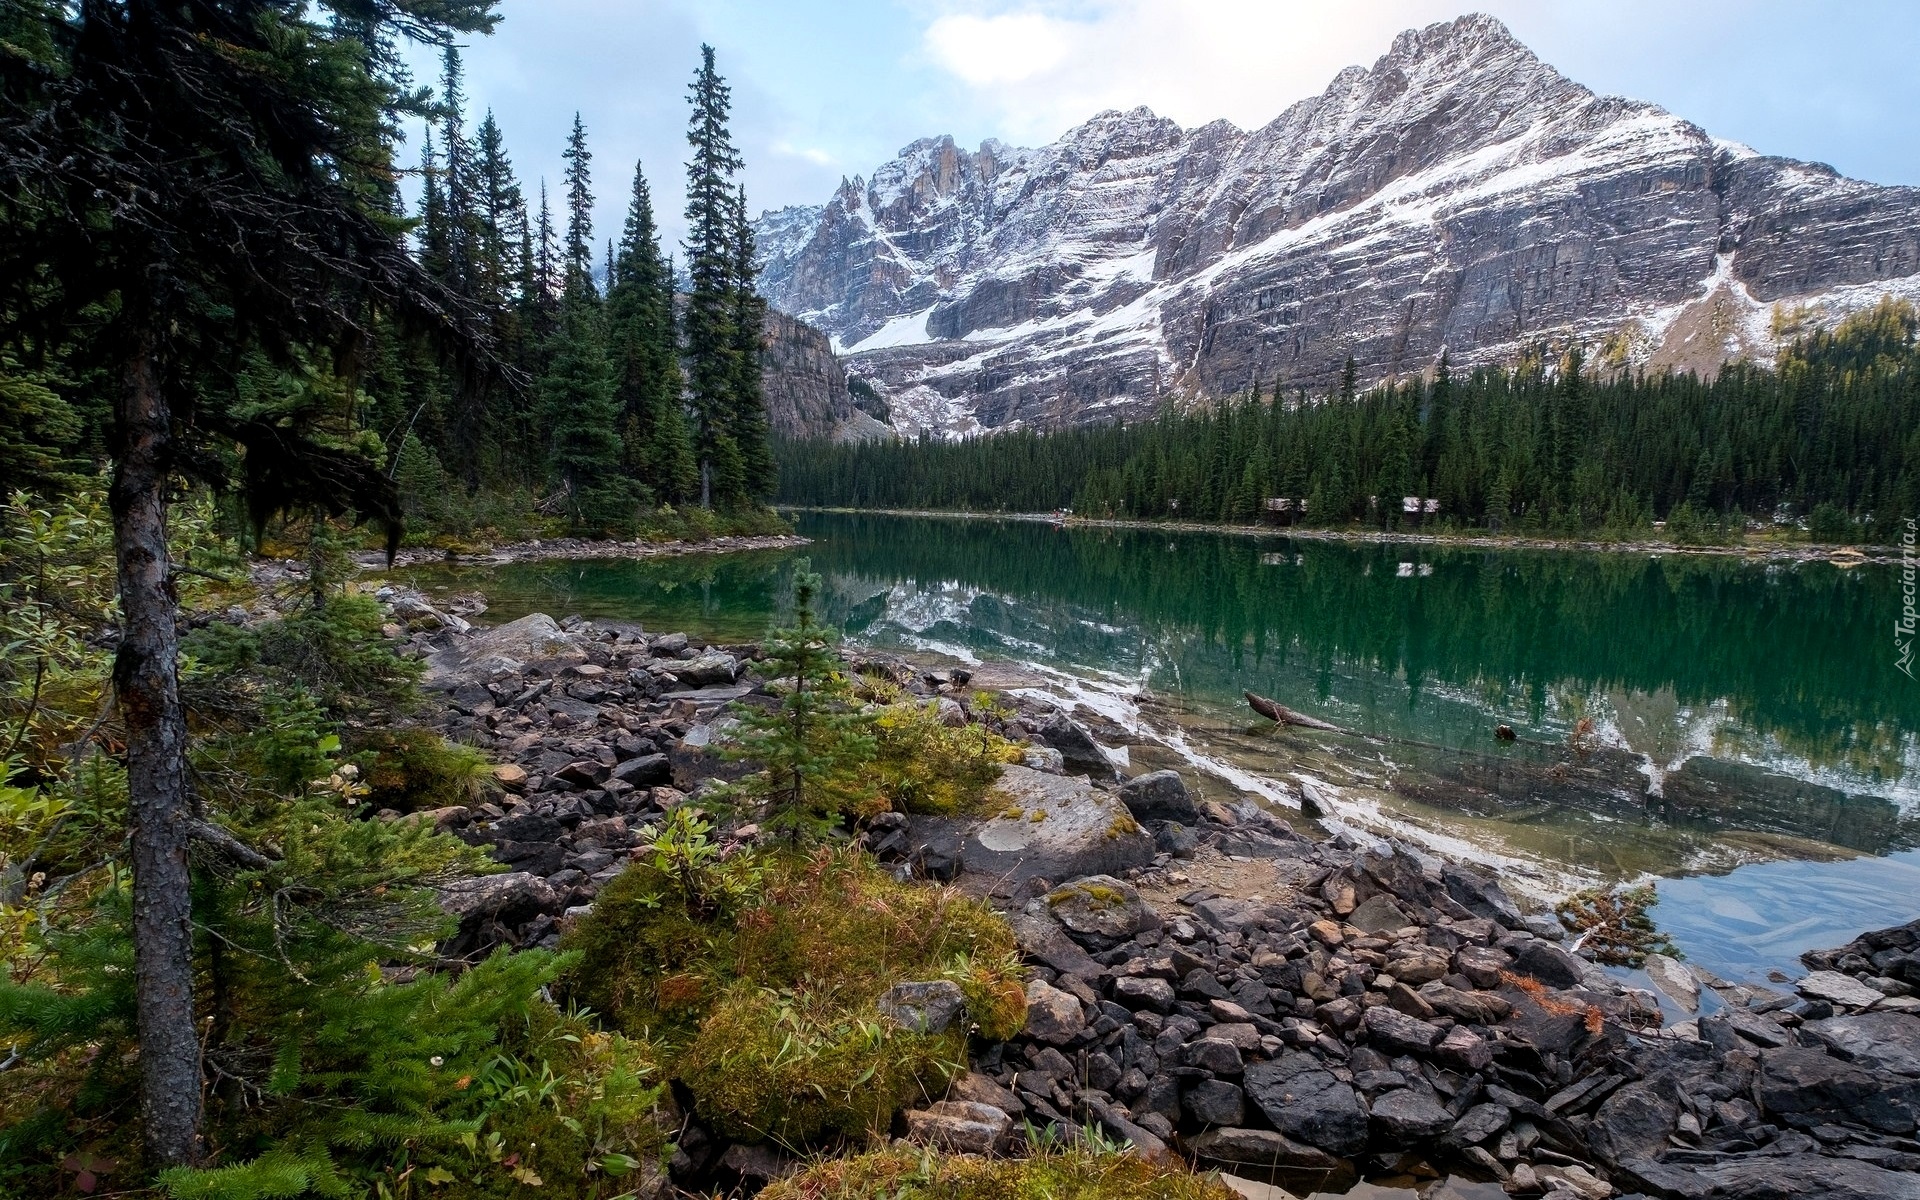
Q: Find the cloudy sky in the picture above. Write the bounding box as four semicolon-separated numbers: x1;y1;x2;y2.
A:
412;0;1920;252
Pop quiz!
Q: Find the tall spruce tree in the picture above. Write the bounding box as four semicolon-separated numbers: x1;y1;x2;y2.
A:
438;46;479;298
683;44;746;508
561;113;595;291
473;111;525;311
0;0;502;1164
417;129;450;281
542;294;634;530
542;117;633;530
728;183;776;498
531;180;561;337
609;159;698;502
436;47;498;484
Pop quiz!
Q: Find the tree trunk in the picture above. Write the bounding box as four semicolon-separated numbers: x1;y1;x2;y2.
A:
110;330;203;1167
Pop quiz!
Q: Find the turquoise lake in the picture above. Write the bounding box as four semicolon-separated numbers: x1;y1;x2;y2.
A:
391;511;1920;982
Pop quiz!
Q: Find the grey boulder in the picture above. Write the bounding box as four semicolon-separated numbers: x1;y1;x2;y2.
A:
1045;875;1157;942
877;980;967;1034
956;766;1154;889
1118;770;1197;822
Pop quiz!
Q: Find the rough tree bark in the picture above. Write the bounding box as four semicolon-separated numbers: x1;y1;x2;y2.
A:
109;329;203;1167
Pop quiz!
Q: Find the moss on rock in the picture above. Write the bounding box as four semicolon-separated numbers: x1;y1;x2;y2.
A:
561;848;1027;1144
759;1144;1242;1200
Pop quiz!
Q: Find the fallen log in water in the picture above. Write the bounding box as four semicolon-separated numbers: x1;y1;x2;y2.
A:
1244;690;1348;733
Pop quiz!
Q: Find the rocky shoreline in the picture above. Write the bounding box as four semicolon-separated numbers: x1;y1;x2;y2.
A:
351;532;810;573
370;588;1920;1199
787;508;1894;566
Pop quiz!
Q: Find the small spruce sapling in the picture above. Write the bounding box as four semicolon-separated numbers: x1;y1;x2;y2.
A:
715;561;875;844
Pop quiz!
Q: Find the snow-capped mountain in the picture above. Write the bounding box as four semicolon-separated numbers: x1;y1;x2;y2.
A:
754;13;1920;436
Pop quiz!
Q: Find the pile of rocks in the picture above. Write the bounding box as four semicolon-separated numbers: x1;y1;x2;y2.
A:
1798;916;1920;1015
373;593;1920;1199
369;599;1002;961
883;763;1920;1200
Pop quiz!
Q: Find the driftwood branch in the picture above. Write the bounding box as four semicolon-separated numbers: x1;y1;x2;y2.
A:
1244;691;1347;733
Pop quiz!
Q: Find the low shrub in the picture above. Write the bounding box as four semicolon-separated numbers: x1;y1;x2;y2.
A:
635;503;790;544
759;1143;1241;1200
561;844;1026;1144
351;728;496;813
871;698;1024;817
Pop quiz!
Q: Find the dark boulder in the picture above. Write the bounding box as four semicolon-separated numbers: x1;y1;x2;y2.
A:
1361;1005;1443;1055
1186;1127;1344;1172
1369;1088;1455;1139
1034;713;1115;778
1585;1078;1679;1167
1760;1045;1919;1134
1804;1011;1920;1077
1441;861;1523;926
1242;1052;1369;1156
1113;976;1176;1013
1511;939;1587;989
1182;1078;1246;1127
610;752;672;786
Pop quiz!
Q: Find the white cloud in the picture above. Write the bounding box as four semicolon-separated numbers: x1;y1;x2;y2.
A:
775;141;838;166
924;12;1074;85
917;0;1475;144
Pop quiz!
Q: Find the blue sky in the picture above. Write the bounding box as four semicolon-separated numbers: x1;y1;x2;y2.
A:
415;1;1920;252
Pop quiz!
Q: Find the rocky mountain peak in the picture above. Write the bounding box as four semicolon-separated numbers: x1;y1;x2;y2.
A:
756;14;1920;437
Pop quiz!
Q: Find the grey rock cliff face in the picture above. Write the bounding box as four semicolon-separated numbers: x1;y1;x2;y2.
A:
758;307;894;442
755;14;1920;435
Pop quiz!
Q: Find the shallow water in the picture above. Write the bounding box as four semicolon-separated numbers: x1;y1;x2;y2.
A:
390;511;1920;980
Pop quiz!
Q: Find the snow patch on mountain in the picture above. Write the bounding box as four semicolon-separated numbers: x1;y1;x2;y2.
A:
756;13;1920;436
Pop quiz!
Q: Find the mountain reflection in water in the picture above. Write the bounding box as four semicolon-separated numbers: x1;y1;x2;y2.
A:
390;511;1920;978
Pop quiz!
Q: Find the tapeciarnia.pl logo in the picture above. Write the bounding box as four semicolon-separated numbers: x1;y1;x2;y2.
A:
1900;518;1918;679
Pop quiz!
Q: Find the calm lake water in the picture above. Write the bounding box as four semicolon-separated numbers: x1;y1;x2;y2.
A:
392;511;1920;982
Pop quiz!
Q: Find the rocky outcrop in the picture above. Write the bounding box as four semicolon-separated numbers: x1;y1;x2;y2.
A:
757;307;893;443
902;815;1920;1198
755;14;1920;435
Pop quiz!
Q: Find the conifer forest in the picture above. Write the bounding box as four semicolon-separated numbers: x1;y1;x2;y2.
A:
778;301;1920;545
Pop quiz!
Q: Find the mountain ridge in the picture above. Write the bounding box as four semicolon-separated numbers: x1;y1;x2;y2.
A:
754;13;1920;436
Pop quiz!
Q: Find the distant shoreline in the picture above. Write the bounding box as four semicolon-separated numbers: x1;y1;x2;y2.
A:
780;506;1896;565
352;533;811;571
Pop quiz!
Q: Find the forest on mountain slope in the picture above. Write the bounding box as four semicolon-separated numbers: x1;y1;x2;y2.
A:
778;300;1920;545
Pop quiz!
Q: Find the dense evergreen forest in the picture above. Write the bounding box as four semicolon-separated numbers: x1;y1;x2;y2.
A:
1;29;777;539
777;300;1920;544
